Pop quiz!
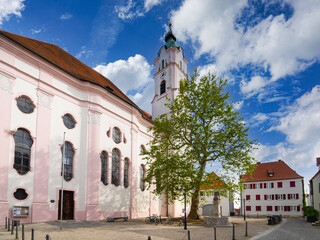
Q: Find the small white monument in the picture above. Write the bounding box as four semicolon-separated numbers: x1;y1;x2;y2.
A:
204;192;231;226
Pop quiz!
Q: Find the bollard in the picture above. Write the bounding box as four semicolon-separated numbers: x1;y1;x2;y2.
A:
147;236;151;240
245;221;248;237
8;218;10;232
31;228;34;240
187;230;190;240
232;223;235;240
45;234;50;240
15;222;18;239
11;220;14;235
22;224;25;240
5;217;7;229
214;226;216;240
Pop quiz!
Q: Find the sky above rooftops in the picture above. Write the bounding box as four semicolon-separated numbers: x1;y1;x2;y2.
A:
1;0;320;191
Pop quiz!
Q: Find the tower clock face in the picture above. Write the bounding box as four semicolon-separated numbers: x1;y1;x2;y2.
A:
160;71;166;79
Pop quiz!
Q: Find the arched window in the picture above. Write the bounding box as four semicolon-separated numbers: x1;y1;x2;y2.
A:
160;80;166;95
101;151;108;185
112;127;121;144
61;141;74;181
124;158;129;188
112;148;120;186
13;188;28;200
13;128;33;175
162;59;164;69
140;164;146;191
63;114;76;129
16;96;35;114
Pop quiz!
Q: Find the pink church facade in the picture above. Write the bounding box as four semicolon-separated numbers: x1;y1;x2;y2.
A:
0;30;165;223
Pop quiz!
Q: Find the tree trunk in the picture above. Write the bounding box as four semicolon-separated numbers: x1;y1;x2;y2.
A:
188;189;200;219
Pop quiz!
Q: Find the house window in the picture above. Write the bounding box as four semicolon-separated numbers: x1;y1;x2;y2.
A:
246;206;251;211
277;182;283;188
291;206;297;211
290;181;295;187
61;141;74;181
160;80;166;95
13;128;33;175
266;183;272;188
100;151;108;185
255;183;260;189
179;61;182;69
246;195;250;200
256;195;260;200
124;158;129;188
112;127;121;144
140;164;146;191
13;188;28;200
256;206;261;211
266;206;272;211
162;59;164;69
275;206;278;211
276;194;283;200
16;96;35;114
63;114;76;129
112;148;120;186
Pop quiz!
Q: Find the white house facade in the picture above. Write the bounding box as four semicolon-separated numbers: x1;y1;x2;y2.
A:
242;160;303;217
310;157;320;214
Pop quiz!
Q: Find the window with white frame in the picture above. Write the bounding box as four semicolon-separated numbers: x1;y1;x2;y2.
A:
291;206;297;211
277;194;283;200
255;183;260;189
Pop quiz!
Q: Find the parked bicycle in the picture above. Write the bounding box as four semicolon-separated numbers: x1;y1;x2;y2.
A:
163;216;173;225
155;215;162;225
145;214;157;224
178;216;186;227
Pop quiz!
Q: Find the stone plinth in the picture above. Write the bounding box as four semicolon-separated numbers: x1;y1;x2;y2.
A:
204;216;232;227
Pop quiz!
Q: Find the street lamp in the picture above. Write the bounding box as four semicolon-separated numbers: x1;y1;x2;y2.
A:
243;198;246;221
177;186;194;230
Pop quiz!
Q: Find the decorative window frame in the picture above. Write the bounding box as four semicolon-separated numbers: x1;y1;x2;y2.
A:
16;95;36;114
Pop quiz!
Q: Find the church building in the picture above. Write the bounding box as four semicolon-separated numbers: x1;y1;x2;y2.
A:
0;25;188;223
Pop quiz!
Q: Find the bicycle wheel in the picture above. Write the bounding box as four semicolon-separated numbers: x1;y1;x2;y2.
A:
155;218;159;225
168;219;173;225
145;217;151;224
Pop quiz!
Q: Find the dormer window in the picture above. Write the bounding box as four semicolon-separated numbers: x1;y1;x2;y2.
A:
268;170;274;177
160;80;166;95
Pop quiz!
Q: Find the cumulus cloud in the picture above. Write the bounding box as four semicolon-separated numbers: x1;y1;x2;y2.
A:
170;0;320;96
31;28;42;34
94;54;154;113
232;101;243;111
0;0;25;25
144;0;163;12
60;13;72;20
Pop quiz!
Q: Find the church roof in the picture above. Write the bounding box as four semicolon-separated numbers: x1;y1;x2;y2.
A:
0;29;152;122
242;160;303;182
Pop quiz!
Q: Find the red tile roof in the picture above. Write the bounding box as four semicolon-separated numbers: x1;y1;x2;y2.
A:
200;172;226;190
310;169;320;182
242;160;303;182
0;30;152;122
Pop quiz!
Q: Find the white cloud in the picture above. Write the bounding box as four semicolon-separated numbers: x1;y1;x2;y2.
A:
0;0;25;25
115;0;144;20
94;54;154;113
75;46;93;59
240;76;268;97
31;28;42;34
60;13;72;20
233;101;243;111
144;0;163;12
171;0;320;96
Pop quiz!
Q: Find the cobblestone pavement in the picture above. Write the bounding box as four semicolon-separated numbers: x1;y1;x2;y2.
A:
251;218;320;240
0;217;273;240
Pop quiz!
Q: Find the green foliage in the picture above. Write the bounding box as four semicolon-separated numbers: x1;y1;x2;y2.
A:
302;179;306;209
142;69;257;217
303;206;319;218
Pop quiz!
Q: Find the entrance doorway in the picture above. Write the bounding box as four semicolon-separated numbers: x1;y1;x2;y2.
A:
58;190;74;220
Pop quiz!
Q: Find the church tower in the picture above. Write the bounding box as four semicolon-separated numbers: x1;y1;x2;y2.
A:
152;23;188;120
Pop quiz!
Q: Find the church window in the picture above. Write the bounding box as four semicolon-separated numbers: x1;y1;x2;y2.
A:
112;148;120;186
180;61;182;69
140;164;146;191
124;158;129;188
13;188;28;200
112;127;121;143
101;151;108;185
162;59;164;69
63;114;76;129
17;96;35;114
160;80;166;95
61;141;74;181
13;128;33;175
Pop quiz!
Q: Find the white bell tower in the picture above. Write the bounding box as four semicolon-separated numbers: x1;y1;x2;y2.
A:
152;22;188;120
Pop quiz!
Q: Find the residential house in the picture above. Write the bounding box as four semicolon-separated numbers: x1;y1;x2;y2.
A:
241;160;303;217
310;157;320;214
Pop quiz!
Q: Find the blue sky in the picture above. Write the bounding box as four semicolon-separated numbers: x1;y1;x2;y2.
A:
1;0;320;191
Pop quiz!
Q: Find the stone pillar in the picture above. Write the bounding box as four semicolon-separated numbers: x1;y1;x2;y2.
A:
129;124;138;218
213;192;220;217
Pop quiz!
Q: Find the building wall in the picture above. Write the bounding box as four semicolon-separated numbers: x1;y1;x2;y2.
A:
243;179;303;217
199;191;230;217
311;173;320;213
0;35;157;223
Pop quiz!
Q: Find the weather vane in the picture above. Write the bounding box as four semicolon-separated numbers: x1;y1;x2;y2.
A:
169;21;172;30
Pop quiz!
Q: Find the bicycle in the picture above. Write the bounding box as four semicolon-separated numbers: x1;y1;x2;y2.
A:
155;215;162;225
178;216;185;227
145;214;157;224
163;216;173;225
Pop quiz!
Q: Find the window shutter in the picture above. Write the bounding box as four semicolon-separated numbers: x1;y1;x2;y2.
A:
260;183;263;188
271;182;274;188
288;206;291;211
275;206;278;211
283;194;286;200
276;194;278;200
278;182;282;188
264;183;266;188
250;184;253;189
297;206;300;211
246;195;250;200
272;194;274;200
264;194;267;200
253;184;256;189
296;194;299;199
256;194;260;200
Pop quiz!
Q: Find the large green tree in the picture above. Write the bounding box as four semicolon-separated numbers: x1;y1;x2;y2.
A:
142;70;256;219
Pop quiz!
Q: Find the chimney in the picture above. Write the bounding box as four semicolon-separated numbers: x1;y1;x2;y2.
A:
317;157;320;170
